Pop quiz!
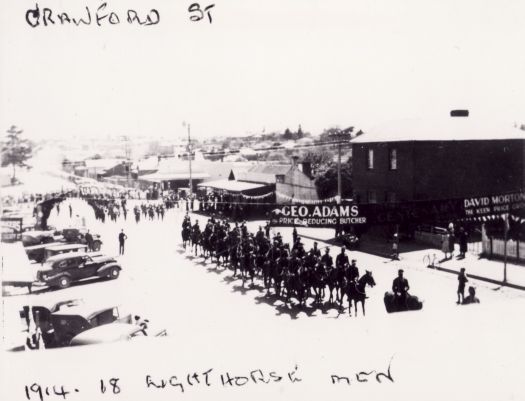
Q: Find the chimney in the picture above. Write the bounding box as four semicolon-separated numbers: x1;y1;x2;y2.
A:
301;161;312;178
450;109;469;117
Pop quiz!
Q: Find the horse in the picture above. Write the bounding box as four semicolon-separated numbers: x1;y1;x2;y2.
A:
383;292;423;313
311;263;327;305
181;226;191;249
325;266;339;305
346;271;376;316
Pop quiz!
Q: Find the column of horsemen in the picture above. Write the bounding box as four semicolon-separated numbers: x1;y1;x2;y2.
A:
181;214;381;316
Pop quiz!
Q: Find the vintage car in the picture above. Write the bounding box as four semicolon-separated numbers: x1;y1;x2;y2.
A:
69;323;167;346
44;243;88;261
25;241;64;263
61;228;102;251
335;233;360;250
18;299;134;348
36;252;121;289
1;225;19;243
22;230;60;246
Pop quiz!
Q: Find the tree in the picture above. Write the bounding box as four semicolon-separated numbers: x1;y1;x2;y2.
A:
283;128;293;140
315;164;353;199
1;126;32;184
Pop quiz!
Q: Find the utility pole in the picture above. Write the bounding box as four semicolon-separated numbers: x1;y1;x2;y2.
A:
183;122;193;199
503;213;509;283
337;140;342;204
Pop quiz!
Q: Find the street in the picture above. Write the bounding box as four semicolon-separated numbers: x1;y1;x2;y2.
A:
2;198;525;401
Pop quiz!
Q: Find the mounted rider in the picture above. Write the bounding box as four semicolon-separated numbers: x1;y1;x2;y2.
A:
392;269;410;308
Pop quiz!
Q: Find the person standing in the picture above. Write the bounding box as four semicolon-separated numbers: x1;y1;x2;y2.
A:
457;267;468;304
448;228;455;258
69;203;73;218
118;229;128;255
85;230;94;252
442;233;450;260
458;227;468;258
391;233;399;260
265;221;271;239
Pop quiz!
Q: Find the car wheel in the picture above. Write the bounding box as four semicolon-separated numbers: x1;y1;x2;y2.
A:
93;241;101;251
109;267;120;279
58;276;71;289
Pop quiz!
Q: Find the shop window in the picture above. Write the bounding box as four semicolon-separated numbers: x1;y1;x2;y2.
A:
389;148;397;170
366;148;374;170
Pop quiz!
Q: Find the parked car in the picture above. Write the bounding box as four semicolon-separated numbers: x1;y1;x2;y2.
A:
18;299;134;348
25;241;66;263
22;230;60;247
36;252;121;289
335;233;360;250
44;243;88;261
61;228;102;251
69;323;167;346
1;225;19;243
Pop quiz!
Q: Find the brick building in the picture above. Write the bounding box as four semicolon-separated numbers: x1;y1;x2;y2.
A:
352;117;525;205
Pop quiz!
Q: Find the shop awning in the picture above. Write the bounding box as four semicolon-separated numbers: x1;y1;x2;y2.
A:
140;172;210;183
198;179;267;192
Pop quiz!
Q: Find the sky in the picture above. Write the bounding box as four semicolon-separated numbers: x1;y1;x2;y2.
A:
1;0;525;141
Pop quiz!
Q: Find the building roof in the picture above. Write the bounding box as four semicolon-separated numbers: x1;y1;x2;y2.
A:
140;172;210;182
236;164;291;184
84;159;123;171
197;179;267;192
352;118;525;143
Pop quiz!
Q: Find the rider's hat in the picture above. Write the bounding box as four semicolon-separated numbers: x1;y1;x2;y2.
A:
398;269;404;274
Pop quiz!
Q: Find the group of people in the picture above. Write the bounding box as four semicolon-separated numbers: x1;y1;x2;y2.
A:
133;203;165;223
442;223;469;260
84;196;128;223
181;215;481;312
182;215;380;314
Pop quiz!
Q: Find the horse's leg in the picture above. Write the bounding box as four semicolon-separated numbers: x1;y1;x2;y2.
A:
362;300;365;316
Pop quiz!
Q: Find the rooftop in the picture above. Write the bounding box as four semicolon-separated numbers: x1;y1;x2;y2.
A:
352;118;525;143
198;179;267;192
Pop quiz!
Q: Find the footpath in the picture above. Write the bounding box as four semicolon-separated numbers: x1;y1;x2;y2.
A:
299;228;525;291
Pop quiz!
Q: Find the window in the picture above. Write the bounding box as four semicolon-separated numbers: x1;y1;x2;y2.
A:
366;148;374;170
389;148;397;170
385;191;397;203
276;175;285;183
367;190;377;204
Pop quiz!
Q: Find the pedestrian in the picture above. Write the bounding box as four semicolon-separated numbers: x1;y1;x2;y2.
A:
458;227;468;258
391;232;399;260
457;267;468;304
118;229;128;255
441;232;450;259
85;229;94;252
69;203;73;218
292;227;298;244
448;229;455;257
56;203;60;215
265;221;271;238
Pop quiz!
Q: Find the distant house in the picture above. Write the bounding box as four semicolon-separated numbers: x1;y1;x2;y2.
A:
83;159;124;180
276;160;319;203
236;164;291;185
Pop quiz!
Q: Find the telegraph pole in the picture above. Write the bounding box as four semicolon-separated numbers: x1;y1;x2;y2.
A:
337;141;342;204
184;122;193;199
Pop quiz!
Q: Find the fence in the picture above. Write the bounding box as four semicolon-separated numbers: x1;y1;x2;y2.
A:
482;237;525;262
